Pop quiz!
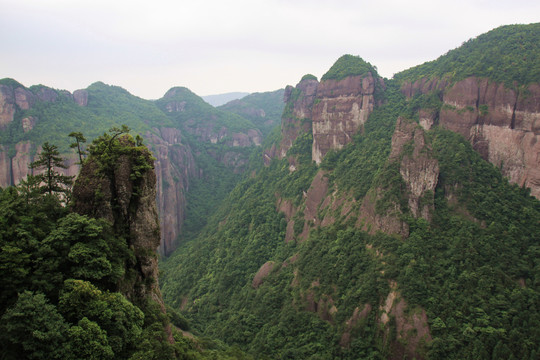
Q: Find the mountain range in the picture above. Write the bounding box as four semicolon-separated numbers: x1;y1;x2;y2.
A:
0;22;539;359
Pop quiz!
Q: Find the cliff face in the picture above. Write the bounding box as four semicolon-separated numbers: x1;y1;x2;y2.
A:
0;81;250;256
149;127;196;256
277;73;379;164
401;76;540;198
71;136;165;307
312;74;378;163
278;78;318;158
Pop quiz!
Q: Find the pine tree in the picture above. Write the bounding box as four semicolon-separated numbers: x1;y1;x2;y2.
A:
29;142;73;197
69;132;87;164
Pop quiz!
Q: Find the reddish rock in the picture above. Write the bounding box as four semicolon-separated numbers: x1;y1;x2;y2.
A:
279;78;318;158
0;85;15;128
21;116;37;133
391;117;439;220
11;141;34;183
403;76;540;199
312;74;377;163
252;261;275;288
0;145;11;186
150;127;196;256
14;87;36;110
73;89;88;106
35;87;58;103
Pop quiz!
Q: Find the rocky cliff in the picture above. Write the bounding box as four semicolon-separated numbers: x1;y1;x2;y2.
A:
312;73;378;163
276;60;381;164
0;80;269;256
71;135;167;311
148;127;196;256
401;76;540;198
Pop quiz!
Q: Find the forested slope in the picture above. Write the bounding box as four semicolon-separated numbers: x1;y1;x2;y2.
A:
160;24;540;360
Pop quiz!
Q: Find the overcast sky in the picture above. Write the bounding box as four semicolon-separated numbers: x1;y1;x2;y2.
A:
1;0;539;99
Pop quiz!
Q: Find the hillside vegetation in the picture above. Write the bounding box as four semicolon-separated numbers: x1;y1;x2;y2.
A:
160;24;540;359
395;23;540;86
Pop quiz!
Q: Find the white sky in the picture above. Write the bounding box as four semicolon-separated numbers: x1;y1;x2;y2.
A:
1;0;539;99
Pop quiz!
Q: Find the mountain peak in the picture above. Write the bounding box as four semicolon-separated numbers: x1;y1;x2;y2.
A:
321;54;378;82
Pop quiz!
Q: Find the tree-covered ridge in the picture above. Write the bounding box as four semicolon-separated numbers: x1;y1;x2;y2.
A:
321;54;379;81
217;89;285;137
155;86;257;134
394;23;540;86
0;81;171;152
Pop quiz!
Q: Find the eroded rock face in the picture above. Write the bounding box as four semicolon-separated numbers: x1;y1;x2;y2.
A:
312;74;377;163
73;89;88;106
149;127;196;256
21;116;37;133
401;76;540;198
0;145;11;185
379;283;432;360
72;138;164;303
390;117;439;220
278;78;318;158
0;85;16;128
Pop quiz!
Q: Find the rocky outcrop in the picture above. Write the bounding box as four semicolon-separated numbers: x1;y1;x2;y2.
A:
0;145;11;186
73;89;88;106
390;117;439;220
379;283;431;360
0;85;16;128
149;127;196;256
401;76;540;198
21;116;37;133
71;135;173;342
312;74;378;163
277;73;380;164
278;78;318;158
71;137;165;305
252;261;276;288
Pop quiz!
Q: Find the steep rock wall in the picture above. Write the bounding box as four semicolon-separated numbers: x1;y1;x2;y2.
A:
401;77;540;198
71;137;165;307
312;74;377;163
278;78;318;158
149;127;196;256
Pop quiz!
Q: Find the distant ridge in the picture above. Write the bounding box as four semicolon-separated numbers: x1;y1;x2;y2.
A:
202;92;250;106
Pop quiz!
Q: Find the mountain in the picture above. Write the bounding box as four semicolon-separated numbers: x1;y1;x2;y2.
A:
0;132;255;359
202;92;250;107
218;89;285;137
0;80;281;255
160;23;540;359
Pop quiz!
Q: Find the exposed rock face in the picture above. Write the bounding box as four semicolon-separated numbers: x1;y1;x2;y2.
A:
73;89;88;106
390;117;439;220
0;85;16;128
358;190;409;237
379;283;432;360
14;87;36;110
71;137;165;306
35;87;58;103
11;141;35;183
21;116;37;133
277;74;379;164
312;74;377;163
0;145;11;185
279;78;318;158
149;127;196;256
252;261;275;288
71;137;173;342
401;76;540;198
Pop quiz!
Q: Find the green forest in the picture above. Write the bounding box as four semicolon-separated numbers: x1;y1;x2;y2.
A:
160;74;540;359
1;23;540;360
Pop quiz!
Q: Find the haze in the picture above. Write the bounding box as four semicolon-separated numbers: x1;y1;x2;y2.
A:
1;0;539;99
